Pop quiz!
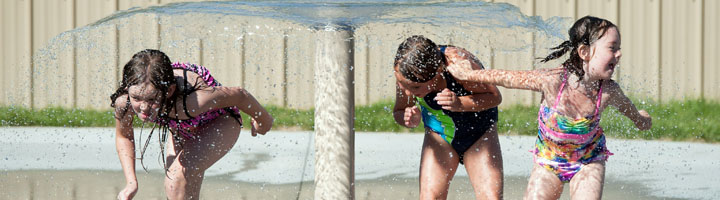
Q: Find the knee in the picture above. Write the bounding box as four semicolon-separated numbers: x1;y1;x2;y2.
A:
164;169;204;199
165;174;188;200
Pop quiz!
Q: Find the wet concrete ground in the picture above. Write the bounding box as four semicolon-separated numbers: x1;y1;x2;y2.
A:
1;127;718;199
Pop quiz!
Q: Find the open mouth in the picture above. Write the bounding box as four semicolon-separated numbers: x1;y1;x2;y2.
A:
139;112;150;120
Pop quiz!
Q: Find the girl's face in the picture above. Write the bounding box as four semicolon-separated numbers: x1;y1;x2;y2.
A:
394;67;441;98
586;27;622;80
128;83;163;122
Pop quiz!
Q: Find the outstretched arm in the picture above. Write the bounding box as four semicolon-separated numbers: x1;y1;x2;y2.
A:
192;86;274;136
445;51;561;92
607;81;652;130
113;96;138;200
448;65;560;92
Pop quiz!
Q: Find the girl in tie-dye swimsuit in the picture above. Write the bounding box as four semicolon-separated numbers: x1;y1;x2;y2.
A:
534;70;612;183
447;16;652;199
110;49;274;200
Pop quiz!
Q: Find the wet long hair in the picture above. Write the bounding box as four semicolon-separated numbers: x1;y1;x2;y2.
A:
110;49;176;174
394;35;448;83
539;16;617;81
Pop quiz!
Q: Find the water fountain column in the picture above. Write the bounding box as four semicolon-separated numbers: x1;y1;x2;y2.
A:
313;25;355;199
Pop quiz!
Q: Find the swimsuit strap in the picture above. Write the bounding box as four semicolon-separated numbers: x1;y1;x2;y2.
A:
593;80;604;117
553;70;569;109
181;69;193;118
554;70;604;117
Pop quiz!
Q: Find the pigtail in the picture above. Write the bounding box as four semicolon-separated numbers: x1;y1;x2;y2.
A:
538;16;617;81
539;40;573;63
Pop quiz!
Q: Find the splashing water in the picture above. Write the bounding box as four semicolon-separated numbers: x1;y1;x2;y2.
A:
18;1;716;200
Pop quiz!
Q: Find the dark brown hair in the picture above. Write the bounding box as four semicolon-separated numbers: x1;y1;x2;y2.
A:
394;35;447;83
539;16;617;81
109;49;176;174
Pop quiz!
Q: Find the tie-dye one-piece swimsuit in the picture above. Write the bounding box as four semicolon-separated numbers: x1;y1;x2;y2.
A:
534;72;612;183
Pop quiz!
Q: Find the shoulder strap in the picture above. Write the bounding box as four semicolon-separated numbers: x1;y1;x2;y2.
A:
553;69;569;109
182;69;193;118
593;80;604;116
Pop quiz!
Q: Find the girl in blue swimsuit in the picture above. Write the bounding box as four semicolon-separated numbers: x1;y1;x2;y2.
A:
393;35;504;199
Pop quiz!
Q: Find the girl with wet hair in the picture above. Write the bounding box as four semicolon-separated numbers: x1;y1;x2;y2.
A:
447;16;652;199
393;35;504;199
110;49;273;200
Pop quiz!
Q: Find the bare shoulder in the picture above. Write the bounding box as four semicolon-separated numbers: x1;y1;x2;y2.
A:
536;67;565;89
113;94;134;119
444;46;485;70
173;68;209;90
446;46;475;59
602;79;623;95
601;79;627;106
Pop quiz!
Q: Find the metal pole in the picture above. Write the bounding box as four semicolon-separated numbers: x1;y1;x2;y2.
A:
313;25;355;200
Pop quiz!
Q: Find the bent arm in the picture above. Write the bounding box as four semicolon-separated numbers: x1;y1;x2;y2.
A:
446;47;503;111
451;81;502;112
393;82;416;127
194;86;274;130
607;81;652;130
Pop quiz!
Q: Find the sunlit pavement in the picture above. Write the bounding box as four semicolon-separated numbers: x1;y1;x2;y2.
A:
1;127;718;199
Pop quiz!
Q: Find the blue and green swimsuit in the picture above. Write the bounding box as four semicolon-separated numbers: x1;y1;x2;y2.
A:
416;46;498;164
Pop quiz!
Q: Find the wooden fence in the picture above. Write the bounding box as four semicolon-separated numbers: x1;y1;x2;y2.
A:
1;0;718;109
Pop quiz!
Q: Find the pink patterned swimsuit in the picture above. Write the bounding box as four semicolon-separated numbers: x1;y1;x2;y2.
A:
533;71;612;183
152;62;242;139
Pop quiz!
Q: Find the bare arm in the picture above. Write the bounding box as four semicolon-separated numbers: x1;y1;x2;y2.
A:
451;87;502;112
438;47;502;111
191;86;274;135
449;67;560;92
444;47;561;92
113;96;138;199
393;82;421;128
606;81;652;130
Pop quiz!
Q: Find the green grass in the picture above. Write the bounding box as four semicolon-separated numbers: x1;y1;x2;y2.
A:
0;107;116;127
2;99;719;142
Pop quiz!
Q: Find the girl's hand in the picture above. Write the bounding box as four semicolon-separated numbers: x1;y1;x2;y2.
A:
117;182;138;200
435;88;462;111
637;110;652;130
446;60;475;81
251;117;272;136
404;106;421;128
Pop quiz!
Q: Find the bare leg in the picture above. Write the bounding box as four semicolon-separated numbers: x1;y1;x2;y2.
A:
524;163;564;200
569;161;605;200
463;125;503;200
164;114;242;200
419;130;461;200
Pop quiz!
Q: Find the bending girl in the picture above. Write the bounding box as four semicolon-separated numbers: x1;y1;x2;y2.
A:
393;35;504;200
111;49;273;200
